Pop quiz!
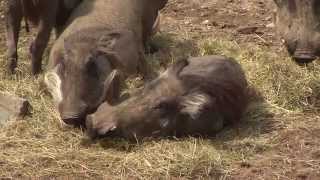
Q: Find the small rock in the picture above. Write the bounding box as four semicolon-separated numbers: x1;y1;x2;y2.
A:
201;20;209;25
266;22;275;28
0;92;31;126
200;5;209;9
184;20;191;25
265;16;272;21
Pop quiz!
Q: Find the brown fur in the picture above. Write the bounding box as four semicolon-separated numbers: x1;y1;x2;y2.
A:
86;55;249;141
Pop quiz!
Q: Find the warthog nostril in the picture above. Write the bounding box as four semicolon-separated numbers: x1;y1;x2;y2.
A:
293;49;317;64
62;117;84;127
59;102;89;127
61;113;86;127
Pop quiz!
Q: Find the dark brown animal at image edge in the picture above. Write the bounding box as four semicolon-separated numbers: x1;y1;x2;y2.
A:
274;0;320;64
45;0;168;127
86;56;249;140
5;0;82;75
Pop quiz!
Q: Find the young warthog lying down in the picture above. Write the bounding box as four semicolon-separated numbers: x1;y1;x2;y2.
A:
45;0;168;126
6;0;82;75
86;55;249;140
273;0;320;64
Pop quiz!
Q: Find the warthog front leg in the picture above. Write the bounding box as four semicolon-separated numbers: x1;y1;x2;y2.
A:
29;21;53;75
6;0;22;74
29;25;52;75
29;2;57;75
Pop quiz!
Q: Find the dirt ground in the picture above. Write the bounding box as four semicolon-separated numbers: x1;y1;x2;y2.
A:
0;0;319;179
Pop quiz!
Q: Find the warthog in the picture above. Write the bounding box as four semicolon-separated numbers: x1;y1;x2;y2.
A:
5;0;82;75
45;0;168;126
86;55;249;141
273;0;320;64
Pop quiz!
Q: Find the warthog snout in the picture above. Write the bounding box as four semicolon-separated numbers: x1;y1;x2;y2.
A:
293;48;317;64
273;0;320;64
61;115;85;127
86;113;118;139
59;101;88;127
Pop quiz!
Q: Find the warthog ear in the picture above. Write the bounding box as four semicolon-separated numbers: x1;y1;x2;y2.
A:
97;32;121;52
96;32;124;70
151;12;161;35
98;70;122;105
167;58;189;77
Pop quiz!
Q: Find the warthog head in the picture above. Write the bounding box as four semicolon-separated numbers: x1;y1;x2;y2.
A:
85;60;188;140
45;32;123;127
274;0;320;64
85;56;249;141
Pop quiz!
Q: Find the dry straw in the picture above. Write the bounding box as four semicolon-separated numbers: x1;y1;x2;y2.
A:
1;2;320;178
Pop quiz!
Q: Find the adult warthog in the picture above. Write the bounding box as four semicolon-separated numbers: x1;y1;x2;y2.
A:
45;0;168;127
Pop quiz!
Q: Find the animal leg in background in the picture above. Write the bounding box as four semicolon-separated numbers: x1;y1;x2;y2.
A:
6;0;22;73
29;3;58;75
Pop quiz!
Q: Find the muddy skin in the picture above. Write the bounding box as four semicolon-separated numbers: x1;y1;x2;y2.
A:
86;55;249;141
45;0;168;127
273;0;320;64
5;0;82;75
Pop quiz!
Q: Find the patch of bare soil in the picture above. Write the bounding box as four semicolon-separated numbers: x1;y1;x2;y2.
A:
231;116;320;180
162;0;279;48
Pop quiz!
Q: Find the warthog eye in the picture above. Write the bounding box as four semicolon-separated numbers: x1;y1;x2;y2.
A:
151;102;169;119
152;100;173;112
86;60;99;78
